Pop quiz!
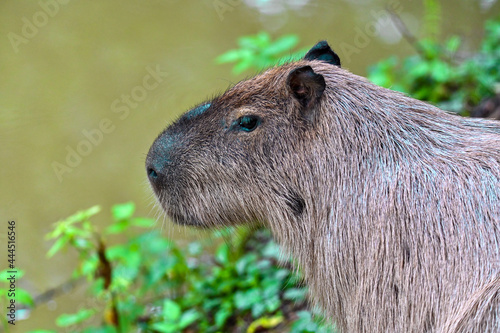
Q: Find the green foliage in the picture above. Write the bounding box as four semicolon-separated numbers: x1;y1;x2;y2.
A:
368;17;500;115
290;311;334;333
56;309;96;327
216;31;309;74
29;203;334;332
149;300;200;333
0;269;34;331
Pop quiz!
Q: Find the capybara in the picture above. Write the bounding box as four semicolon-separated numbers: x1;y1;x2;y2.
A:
146;41;500;332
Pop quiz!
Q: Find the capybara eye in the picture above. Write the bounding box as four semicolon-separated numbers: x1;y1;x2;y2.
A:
237;115;261;132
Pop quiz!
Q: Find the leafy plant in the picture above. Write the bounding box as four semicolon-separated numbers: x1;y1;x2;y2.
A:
29;203;334;332
149;300;199;333
290;311;335;333
216;31;309;74
368;17;500;114
0;269;34;331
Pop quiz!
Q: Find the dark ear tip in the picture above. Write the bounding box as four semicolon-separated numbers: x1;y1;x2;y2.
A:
304;40;341;68
313;40;330;49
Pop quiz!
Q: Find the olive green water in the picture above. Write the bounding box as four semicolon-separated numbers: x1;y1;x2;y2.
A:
1;0;498;331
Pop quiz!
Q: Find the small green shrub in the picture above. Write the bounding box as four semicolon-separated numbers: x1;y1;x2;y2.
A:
368;17;500;115
0;269;34;330
216;31;309;74
29;203;334;332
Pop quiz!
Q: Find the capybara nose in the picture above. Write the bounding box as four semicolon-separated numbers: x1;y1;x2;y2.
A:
146;164;159;182
146;156;165;190
145;134;173;190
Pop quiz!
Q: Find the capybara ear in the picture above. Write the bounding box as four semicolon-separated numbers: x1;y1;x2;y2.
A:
304;41;341;67
287;65;326;121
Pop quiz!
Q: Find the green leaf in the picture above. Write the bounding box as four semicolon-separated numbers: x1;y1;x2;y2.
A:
215;307;232;328
445;36;461;54
215;49;245;64
111;202;135;221
216;33;306;75
80;255;99;278
263;35;299;56
68;205;101;223
178;309;200;328
262;240;280;259
15;288;34;307
105;244;129;260
236;253;257;275
217;279;236;293
56;308;95;327
187;241;202;255
255;259;271;270
232;56;254;75
238;32;270;49
0;269;24;280
81;327;117;333
235;289;261;310
46;236;69;257
106;220;130;234
234;291;249;310
409;60;431;78
274;268;290;281
213;227;235;239
46;222;65;239
255;31;271;47
255;55;274;70
291;311;318;333
264;295;281;313
431;61;451;82
131;217;155;228
150;322;177;333
419;39;439;59
262;280;281;299
73;237;92;250
26;330;58;333
162;299;181;322
283;288;307;302
46;206;100;239
251;301;266;317
66;206;101;225
215;243;230;265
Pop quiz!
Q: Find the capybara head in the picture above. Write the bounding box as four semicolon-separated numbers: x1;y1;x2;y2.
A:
146;42;341;233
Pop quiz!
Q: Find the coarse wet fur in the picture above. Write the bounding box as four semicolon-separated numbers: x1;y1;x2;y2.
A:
146;41;500;332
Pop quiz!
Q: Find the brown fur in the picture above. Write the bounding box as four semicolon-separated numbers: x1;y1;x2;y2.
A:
146;47;500;332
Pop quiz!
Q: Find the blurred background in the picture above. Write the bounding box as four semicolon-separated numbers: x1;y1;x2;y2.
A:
1;0;499;331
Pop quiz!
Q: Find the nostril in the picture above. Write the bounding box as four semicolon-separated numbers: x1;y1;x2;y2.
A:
146;133;176;184
147;167;158;180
